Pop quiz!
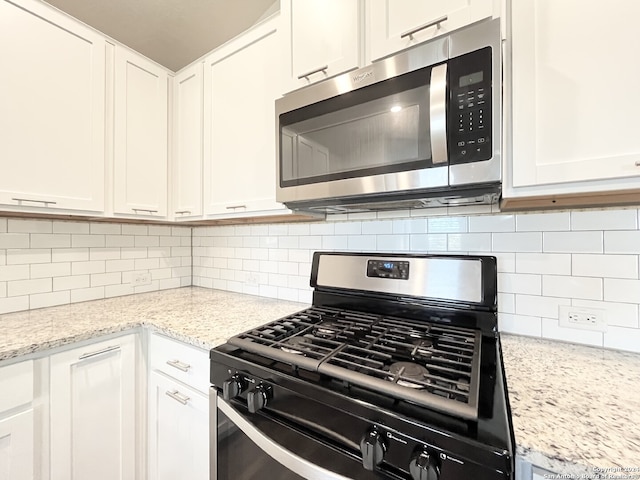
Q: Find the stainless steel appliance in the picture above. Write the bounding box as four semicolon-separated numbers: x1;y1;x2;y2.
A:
210;252;515;479
275;19;501;213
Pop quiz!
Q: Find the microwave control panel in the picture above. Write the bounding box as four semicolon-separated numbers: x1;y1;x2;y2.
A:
447;47;492;165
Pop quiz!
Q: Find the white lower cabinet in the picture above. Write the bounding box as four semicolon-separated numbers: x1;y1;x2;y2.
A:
49;334;137;480
0;360;35;480
148;333;209;480
148;372;208;480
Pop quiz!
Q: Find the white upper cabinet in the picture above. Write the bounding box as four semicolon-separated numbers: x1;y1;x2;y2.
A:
172;63;204;220
282;0;361;93
114;47;169;218
0;0;106;213
203;16;289;218
504;0;640;206
366;0;495;61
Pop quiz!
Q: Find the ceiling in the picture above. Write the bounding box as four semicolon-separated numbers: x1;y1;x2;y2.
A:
44;0;279;72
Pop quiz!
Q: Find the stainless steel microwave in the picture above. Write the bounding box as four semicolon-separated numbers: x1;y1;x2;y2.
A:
275;19;501;213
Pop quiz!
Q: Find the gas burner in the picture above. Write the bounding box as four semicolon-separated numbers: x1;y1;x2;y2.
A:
387;362;429;389
410;337;435;358
456;378;470;392
313;320;342;339
280;336;308;354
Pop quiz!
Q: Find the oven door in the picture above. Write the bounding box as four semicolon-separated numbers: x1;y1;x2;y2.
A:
210;390;393;480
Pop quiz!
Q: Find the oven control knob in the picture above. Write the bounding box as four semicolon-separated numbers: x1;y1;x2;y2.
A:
222;375;246;401
360;429;387;471
247;384;271;413
409;449;440;480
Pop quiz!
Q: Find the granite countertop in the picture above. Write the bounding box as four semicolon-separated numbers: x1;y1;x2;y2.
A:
1;286;638;476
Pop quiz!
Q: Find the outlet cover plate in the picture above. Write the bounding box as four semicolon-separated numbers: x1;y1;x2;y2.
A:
559;305;607;332
132;272;152;286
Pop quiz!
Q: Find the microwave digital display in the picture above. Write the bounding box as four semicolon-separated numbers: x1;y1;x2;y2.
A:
459;71;484;88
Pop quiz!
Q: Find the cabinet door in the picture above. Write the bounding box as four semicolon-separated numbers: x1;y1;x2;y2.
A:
114;47;169;218
172;63;204;220
148;372;208;480
367;0;494;61
282;0;361;92
203;18;289;218
0;409;34;480
50;335;137;480
0;0;105;213
509;0;640;193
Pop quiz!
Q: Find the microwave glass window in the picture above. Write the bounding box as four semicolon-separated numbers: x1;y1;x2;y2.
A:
279;68;433;187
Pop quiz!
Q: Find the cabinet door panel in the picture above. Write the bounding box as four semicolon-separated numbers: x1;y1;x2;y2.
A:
511;0;640;188
114;48;169;217
203;19;286;216
0;0;105;212
284;0;360;92
0;409;34;480
172;64;204;219
50;335;136;480
367;0;494;61
148;371;208;480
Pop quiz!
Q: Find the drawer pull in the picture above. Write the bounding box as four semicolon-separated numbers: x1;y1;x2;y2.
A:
225;204;247;210
12;197;57;206
297;65;328;80
401;15;448;40
635;161;640;166
132;208;158;214
166;359;191;372
79;345;120;360
175;210;191;215
166;390;190;405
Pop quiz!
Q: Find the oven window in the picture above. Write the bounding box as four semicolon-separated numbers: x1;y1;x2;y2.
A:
279;66;433;187
216;408;305;480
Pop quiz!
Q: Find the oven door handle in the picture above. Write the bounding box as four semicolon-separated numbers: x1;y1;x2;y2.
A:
217;398;353;480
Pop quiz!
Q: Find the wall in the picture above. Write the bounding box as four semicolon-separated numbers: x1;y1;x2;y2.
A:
0;217;191;314
192;206;640;353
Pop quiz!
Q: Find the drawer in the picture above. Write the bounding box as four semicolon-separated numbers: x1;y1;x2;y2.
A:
149;333;209;394
0;359;34;412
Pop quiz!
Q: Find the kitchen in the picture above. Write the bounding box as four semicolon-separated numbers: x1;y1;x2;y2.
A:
1;0;639;479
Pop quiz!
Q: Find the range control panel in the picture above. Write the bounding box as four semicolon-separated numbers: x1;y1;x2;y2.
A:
448;47;492;165
366;259;410;280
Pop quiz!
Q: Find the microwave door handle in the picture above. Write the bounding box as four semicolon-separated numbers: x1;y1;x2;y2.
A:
429;63;448;165
217;398;352;480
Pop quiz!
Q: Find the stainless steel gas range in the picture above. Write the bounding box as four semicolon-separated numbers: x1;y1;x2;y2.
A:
210;252;515;480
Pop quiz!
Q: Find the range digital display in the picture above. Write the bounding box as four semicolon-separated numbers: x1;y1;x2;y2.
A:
367;259;409;280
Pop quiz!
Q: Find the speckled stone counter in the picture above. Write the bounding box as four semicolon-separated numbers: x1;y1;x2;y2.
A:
1;286;639;476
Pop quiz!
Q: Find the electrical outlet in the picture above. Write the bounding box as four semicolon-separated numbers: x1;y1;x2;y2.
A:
246;273;260;287
132;272;152;286
559;306;607;332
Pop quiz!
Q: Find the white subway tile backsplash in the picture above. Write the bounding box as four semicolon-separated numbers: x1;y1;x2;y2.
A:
498;273;542;295
30;262;71;279
105;259;135;273
259;236;278;249
53;221;90;234
498;293;515;313
31;234;70;249
0;265;30;282
71;286;105;303
392;218;427;234
0;250;5;266
516;212;570;232
149;225;172;236
309;223;335;235
498;313;542;336
268;249;288;262
515;253;571;275
604;231;640;254
335;222;361;235
53;275;90;291
544;232;603;253
160;236;182;247
604;278;640;303
468;215;514;233
135;258;160;270
288;224;310;236
377;209;411;219
30;291;71;310
8;219;52;234
135;236;160;248
105;284;135;298
492;232;542;252
0;219;7;233
377;235;410;251
7;249;51;265
90;223;121;234
52;248;89;263
0;296;29;314
8;278;51;297
348;235;376;251
277;287;299;302
543;275;602;300
121;248;148;260
227;258;242;270
242;236;259;248
268;224;288;236
89;248;121;261
428;216;468;233
362;220;393;235
491;253;516;273
0;234;30;249
106;235;135;247
515;294;570;319
347;212;377;221
322;236;348;250
278;236;299;249
571;209;638;231
0;281;5;298
541;319;603;347
91;272;122;287
573;254;638;279
410;234;447;252
448;233;492;252
603;326;640;353
72;261;106;275
122;224;148;235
